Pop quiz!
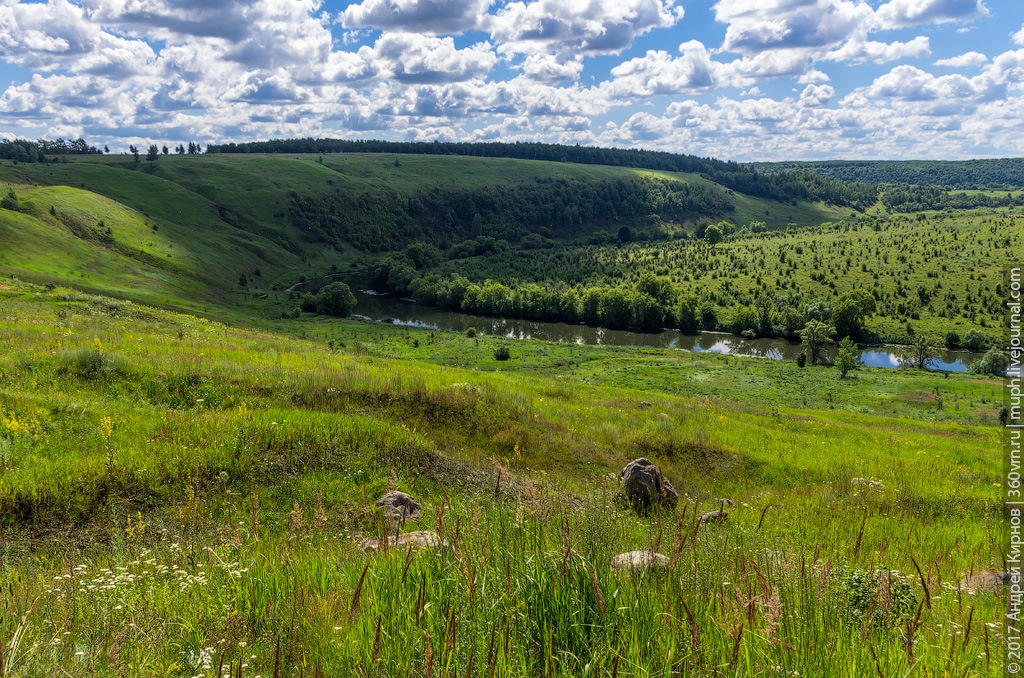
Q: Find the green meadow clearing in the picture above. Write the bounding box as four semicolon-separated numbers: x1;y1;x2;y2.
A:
0;280;1006;677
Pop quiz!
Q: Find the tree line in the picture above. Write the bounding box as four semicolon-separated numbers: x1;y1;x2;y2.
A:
750;159;1024;190
0;138;102;162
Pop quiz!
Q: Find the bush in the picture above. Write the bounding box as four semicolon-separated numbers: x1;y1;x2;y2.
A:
465;327;477;338
56;347;129;380
970;347;1008;376
796;352;807;368
962;328;992;351
300;282;357;317
943;331;960;349
0;188;20;211
493;346;511;361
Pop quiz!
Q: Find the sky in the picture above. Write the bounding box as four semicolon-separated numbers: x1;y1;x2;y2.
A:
0;0;1021;161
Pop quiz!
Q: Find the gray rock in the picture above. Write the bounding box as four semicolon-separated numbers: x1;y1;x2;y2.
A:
699;509;729;525
960;570;1010;593
376;490;422;524
713;498;736;508
851;477;885;491
639;401;652;410
620;458;679;510
611;550;669;573
361;530;447;553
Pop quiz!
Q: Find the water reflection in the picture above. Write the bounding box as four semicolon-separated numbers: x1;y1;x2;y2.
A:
355;292;985;373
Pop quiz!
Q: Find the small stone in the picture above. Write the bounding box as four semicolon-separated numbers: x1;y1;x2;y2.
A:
699;510;729;525
639;401;652;410
713;498;735;508
656;412;670;419
851;478;885;491
611;550;669;573
960;570;1010;593
361;530;447;553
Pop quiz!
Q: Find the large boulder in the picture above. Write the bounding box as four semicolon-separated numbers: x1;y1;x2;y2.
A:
611;550;669;573
376;490;422;524
620;458;679;510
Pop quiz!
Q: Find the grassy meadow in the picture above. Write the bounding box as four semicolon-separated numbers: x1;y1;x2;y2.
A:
0;280;1006;677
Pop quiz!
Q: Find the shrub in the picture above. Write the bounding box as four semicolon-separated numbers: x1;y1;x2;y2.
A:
943;331;960;349
1;188;20;211
796;352;807;368
962;328;992;351
56;347;129;380
493;346;511;361
465;327;477;338
970;347;1008;376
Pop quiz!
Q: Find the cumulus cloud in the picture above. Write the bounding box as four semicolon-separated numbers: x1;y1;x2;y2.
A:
603;40;720;98
799;83;834;106
373;33;496;84
1013;24;1024;46
487;0;683;58
873;0;988;29
339;0;493;35
519;53;583;82
0;0;156;76
826;36;930;63
934;51;987;67
798;68;830;83
714;0;873;54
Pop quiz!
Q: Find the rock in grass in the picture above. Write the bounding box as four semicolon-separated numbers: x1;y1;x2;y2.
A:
376;490;422;524
960;570;1010;593
620;458;679;510
699;509;729;525
611;550;669;573
713;498;735;508
361;530;447;553
851;478;885;491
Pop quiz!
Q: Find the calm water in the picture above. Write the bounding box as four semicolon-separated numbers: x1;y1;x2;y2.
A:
355;292;986;372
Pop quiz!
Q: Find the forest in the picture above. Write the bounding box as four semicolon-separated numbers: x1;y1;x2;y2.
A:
751;158;1024;189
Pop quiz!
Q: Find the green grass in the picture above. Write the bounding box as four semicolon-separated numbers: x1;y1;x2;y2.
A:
0;280;1005;676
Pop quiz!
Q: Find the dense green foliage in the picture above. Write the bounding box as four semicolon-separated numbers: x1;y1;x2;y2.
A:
291;174;733;251
0;138;102;162
370;213;1020;341
751;158;1024;189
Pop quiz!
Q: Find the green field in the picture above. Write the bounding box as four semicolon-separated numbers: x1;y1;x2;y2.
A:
0;280;1006;676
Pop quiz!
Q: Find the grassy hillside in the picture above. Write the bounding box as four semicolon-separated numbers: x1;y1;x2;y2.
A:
749;158;1024;189
0;280;1004;676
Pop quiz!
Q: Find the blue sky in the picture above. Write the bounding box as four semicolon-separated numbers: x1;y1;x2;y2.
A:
0;0;1021;160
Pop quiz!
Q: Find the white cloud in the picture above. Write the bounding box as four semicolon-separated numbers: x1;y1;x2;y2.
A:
934;51;987;67
373;33;496;84
874;0;988;29
603;41;720;98
519;53;583;82
798;68;830;83
1013;24;1024;47
826;36;930;63
339;0;493;35
487;0;683;58
799;83;834;106
714;0;873;54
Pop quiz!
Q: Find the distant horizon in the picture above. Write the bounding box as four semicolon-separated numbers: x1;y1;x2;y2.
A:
7;135;1024;166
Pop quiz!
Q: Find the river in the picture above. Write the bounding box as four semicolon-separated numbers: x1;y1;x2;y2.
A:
354;292;987;372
